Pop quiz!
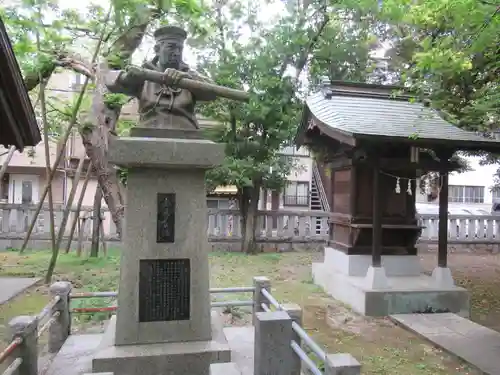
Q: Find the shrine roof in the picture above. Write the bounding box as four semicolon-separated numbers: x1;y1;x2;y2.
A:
0;16;41;151
297;81;500;152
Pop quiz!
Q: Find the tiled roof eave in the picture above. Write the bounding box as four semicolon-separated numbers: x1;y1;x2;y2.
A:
0;16;41;150
304;89;500;152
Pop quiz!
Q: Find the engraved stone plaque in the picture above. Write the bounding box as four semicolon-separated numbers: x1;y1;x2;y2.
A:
138;259;191;322
157;193;175;243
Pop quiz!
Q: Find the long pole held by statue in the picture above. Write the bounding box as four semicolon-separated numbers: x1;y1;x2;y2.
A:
127;66;250;102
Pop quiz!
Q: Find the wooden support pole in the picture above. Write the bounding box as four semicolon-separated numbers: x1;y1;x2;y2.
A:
372;159;382;267
90;187;102;258
55;154;86;251
64;165;92;254
438;169;449;267
99;218;107;256
20;113;87;253
20;10;105;253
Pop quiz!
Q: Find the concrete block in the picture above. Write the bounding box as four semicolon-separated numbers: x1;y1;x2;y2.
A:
325;353;361;375
49;281;72;353
323;247;422;277
254;311;293;375
364;266;389;289
282;303;302;375
108;136;225;169
210;363;241;375
432;267;455;288
93;316;231;375
8;315;38;375
313;259;470;317
114;168;212;345
252;276;271;325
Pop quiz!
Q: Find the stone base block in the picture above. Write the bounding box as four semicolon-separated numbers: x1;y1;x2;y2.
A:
210;363;242;375
432;266;455;288
326;353;361;375
108;136;224;169
92;316;231;375
313;260;470;317
323;247;422;277
364;266;389;289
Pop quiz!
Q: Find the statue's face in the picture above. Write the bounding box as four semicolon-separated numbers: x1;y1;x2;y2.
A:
157;40;183;67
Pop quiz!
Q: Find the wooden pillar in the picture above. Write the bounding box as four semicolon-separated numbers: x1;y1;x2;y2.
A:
437;169;449;268
329;167;335;243
372;159;382;267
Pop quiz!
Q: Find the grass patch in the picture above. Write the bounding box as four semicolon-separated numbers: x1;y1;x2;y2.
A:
0;249;487;374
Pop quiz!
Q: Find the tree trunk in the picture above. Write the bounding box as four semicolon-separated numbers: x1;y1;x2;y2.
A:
40;77;57;283
90;187;102;258
80;63;124;238
79;12;160;240
0;146;16;198
239;185;260;254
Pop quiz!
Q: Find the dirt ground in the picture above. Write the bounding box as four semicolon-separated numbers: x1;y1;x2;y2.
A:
1;249;499;374
419;250;500;332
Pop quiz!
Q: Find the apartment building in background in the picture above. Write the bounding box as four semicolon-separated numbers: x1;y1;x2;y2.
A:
416;155;499;214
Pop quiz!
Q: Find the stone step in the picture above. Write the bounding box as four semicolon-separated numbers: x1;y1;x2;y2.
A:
45;326;256;375
223;327;254;375
210;363;242;375
391;313;500;375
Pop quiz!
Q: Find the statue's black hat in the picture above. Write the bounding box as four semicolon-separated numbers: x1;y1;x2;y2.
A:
153;26;187;43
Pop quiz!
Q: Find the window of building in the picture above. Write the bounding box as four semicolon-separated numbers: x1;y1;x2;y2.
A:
70;73;84;90
448;185;485;203
492;187;500;202
1;173;9;201
280;145;310;157
207;198;235;209
283;181;309;206
21;180;33;204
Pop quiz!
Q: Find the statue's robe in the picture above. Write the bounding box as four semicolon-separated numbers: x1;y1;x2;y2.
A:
105;61;215;130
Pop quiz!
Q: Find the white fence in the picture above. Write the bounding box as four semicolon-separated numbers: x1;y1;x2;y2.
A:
0;203;500;244
419;215;500;243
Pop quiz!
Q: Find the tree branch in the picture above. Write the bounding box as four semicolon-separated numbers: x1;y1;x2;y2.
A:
24;53;95;91
294;7;330;80
54;56;95;79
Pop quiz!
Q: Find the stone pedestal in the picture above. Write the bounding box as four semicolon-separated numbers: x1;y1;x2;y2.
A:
92;134;231;375
312;247;470;316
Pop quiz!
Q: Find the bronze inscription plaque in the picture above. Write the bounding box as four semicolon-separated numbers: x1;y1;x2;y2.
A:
157;193;175;243
138;259;191;322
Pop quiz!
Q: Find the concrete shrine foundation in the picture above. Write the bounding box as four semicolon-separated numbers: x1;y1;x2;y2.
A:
312;247;470;317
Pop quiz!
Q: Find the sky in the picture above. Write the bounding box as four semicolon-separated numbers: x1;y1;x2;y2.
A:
53;0;287;68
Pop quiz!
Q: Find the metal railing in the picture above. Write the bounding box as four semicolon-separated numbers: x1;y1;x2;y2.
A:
69;286;256;314
0;278;361;375
312;161;330;212
283;195;310;207
253;277;361;375
0;282;70;375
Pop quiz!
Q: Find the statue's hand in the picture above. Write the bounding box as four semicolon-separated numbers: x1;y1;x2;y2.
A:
163;68;188;86
125;65;144;80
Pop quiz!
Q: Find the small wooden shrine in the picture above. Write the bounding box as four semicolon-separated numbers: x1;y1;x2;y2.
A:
296;81;500;289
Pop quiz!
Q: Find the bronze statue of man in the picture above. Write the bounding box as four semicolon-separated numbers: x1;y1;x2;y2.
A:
106;26;217;130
